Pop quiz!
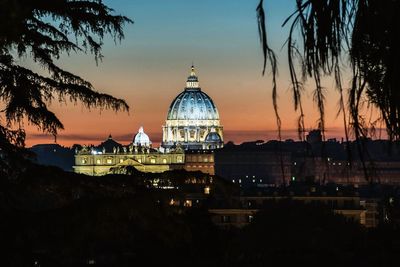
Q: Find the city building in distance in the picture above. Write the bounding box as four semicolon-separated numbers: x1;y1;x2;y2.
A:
35;66;400;187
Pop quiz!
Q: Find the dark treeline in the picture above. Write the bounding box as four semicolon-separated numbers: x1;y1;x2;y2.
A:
1;164;400;266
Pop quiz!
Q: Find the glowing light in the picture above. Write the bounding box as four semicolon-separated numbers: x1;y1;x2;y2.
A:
204;186;210;194
184;200;192;207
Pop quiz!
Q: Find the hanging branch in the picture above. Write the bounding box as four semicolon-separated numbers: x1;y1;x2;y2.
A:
257;0;286;184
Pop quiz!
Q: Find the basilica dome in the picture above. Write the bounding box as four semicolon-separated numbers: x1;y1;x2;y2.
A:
162;66;223;150
167;86;219;121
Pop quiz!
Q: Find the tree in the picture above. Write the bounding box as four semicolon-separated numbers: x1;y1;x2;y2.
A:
0;0;132;175
257;0;400;143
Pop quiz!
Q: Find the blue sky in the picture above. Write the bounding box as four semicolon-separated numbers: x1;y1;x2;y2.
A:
26;0;348;146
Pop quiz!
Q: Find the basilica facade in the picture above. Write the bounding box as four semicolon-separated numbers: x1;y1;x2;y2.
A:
73;66;223;176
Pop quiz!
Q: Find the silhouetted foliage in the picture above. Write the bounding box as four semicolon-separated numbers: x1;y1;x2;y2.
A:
258;0;400;146
224;200;400;266
0;0;132;176
0;164;232;266
3;169;400;267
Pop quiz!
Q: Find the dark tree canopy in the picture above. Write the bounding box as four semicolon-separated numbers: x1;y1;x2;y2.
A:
0;0;132;175
258;0;400;143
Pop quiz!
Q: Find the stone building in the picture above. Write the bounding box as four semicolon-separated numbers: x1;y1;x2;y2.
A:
74;66;223;176
73;129;185;176
184;150;216;175
162;65;224;150
214;141;293;187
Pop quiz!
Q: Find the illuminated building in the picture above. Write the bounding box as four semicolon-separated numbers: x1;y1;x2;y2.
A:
73;66;222;176
162;65;224;150
184;150;215;175
73;129;185;176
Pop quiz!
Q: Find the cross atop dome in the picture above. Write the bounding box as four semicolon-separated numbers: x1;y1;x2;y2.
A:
190;64;196;76
186;64;200;90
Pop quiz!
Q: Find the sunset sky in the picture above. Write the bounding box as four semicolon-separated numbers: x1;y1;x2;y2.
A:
23;0;352;147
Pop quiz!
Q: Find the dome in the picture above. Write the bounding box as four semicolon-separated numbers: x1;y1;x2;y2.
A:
162;65;223;150
166;66;219;121
205;131;222;142
96;134;123;153
133;127;151;146
167;90;219;120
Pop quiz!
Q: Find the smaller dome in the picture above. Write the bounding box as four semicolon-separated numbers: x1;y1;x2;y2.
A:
133;127;151;147
96;134;122;153
205;131;222;143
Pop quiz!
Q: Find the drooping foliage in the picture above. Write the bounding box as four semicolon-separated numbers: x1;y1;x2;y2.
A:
0;0;132;175
257;0;400;144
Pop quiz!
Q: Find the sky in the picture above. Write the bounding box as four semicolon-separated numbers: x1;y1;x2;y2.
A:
23;0;352;147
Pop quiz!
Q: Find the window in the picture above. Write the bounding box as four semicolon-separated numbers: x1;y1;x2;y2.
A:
81;158;87;164
106;158;112;164
221;215;230;223
248;215;254;223
177;156;183;163
184;200;192;207
137;159;142;163
96;159;101;164
204;186;210;195
119;159;124;163
150;158;156;164
162;158;167;164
